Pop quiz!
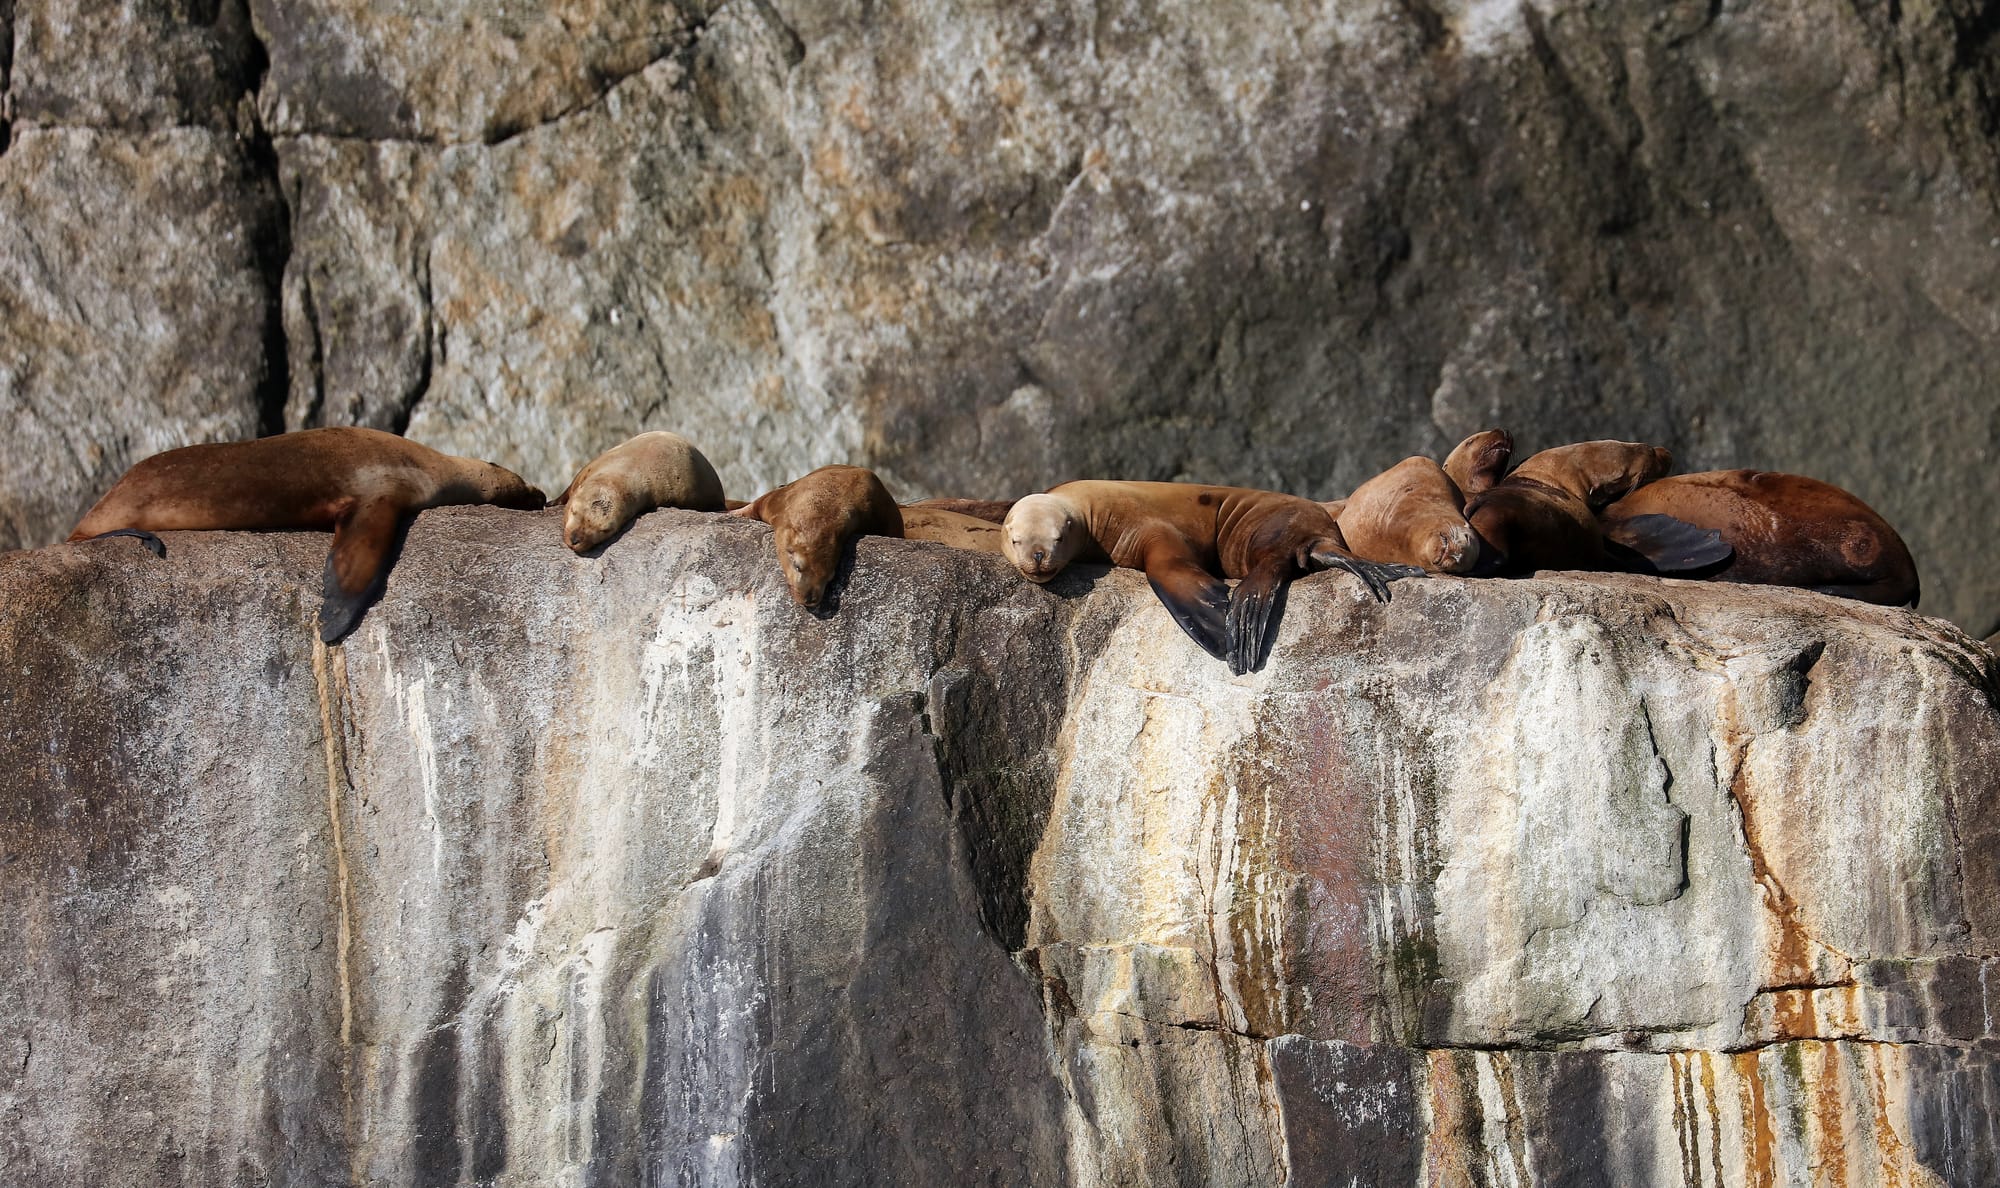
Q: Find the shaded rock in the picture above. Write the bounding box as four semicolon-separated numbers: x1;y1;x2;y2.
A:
0;126;285;552
3;512;1997;1184
10;0;263;130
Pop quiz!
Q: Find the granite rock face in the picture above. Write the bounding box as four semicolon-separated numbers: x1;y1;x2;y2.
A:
3;512;1997;1185
3;1;2000;633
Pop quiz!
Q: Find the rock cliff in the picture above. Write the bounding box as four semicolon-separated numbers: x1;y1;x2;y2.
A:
3;510;1997;1185
4;1;2000;631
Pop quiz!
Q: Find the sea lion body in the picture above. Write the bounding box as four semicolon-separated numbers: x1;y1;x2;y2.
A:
556;431;726;553
733;465;904;608
1464;440;1673;573
1004;481;1419;674
898;506;1005;554
1604;470;1918;606
69;426;544;641
1331;456;1480;573
906;497;1017;524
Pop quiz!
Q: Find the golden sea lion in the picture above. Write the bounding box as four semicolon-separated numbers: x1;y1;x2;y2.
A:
1002;481;1422;674
1603;470;1918;606
1328;456;1481;574
732;465;904;608
68;426;545;642
898;506;1005;554
553;431;726;553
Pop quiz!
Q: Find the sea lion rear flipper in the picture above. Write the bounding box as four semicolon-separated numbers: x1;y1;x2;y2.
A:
319;498;404;644
1145;560;1231;665
1226;564;1288;676
1306;543;1425;602
84;528;166;558
1604;513;1733;574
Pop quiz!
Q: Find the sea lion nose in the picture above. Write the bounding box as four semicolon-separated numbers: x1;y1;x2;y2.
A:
1033;548;1047;565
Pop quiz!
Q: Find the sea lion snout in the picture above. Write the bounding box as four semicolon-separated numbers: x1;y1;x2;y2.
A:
1427;523;1479;574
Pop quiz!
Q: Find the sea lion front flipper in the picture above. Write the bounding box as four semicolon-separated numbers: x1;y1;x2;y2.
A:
1306;543;1425;602
85;528;166;558
1603;513;1733;574
1226;562;1288;676
1144;558;1231;664
319;498;403;644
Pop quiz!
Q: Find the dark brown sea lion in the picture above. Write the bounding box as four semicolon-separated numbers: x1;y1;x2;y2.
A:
554;431;726;553
732;465;904;608
1326;456;1481;574
1603;470;1919;606
1456;442;1720;576
898;506;1005;554
907;497;1017;524
68;426;545;642
1002;481;1422;675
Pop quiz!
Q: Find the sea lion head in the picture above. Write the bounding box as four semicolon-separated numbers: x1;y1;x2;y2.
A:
1515;440;1673;509
561;476;630;553
1003;494;1079;582
773;520;838;607
476;461;547;510
1338;457;1481;574
1442;429;1513;499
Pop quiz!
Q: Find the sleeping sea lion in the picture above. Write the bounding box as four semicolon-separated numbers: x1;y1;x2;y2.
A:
1002;481;1423;675
898;506;1005;554
68;426;545;642
906;497;1018;524
554;431;727;553
1463;439;1724;574
732;465;904;608
1442;429;1513;499
1327;456;1481;574
1602;470;1918;606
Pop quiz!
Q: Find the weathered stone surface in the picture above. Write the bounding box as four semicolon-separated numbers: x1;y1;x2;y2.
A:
0;126;285;552
3;512;1997;1184
11;0;263;130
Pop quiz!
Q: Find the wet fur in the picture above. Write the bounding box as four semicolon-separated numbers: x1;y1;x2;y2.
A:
68;427;544;642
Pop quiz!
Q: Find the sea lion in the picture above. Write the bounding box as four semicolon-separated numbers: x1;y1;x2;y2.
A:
898;506;1005;555
1602;470;1919;606
1442;429;1513;499
1328;456;1481;573
906;497;1018;524
554;431;727;553
1462;438;1716;574
68;426;545;642
732;465;904;608
1002;481;1423;675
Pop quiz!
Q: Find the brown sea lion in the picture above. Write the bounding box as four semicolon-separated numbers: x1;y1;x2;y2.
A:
1002;481;1422;675
68;426;545;642
906;497;1018;524
1463;439;1704;574
1603;470;1919;607
898;506;1005;555
554;431;727;553
1327;456;1481;574
732;465;904;608
1442;429;1513;499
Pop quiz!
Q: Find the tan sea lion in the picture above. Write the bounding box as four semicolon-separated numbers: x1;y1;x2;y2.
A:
1327;456;1481;574
554;431;727;553
1603;470;1919;606
906;497;1018;524
1002;481;1423;675
732;465;904;608
1442;429;1513;499
68;426;545;642
1463;439;1703;574
898;506;1005;555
